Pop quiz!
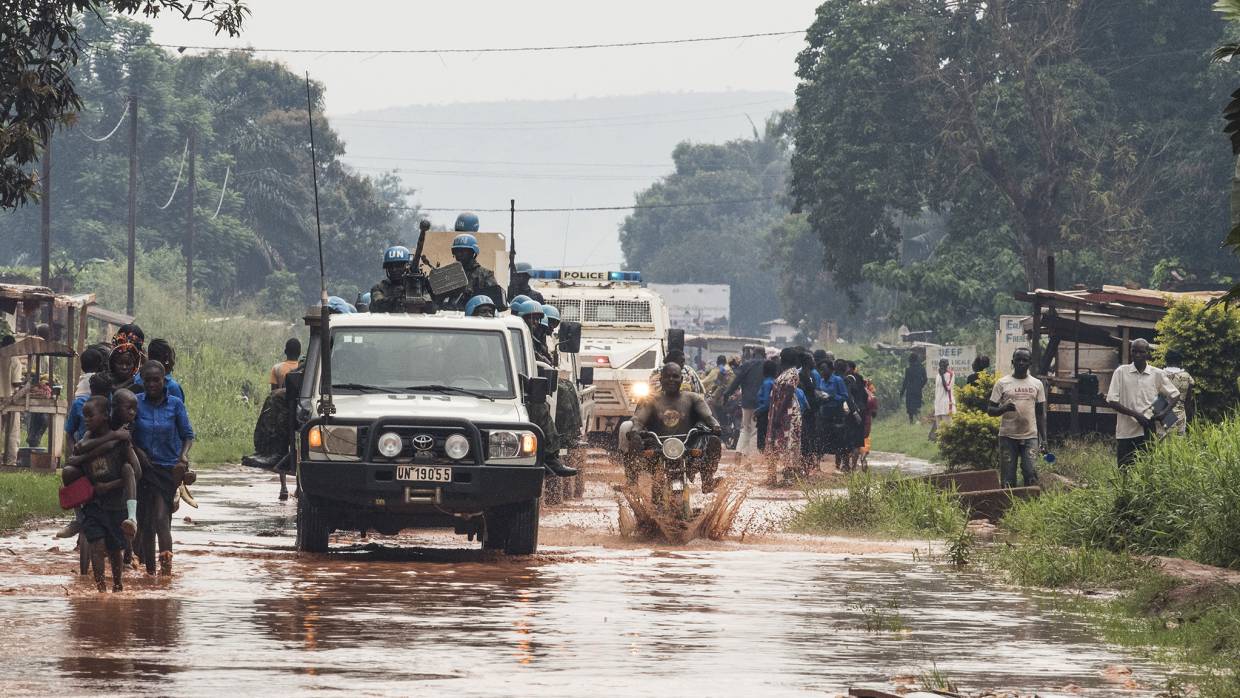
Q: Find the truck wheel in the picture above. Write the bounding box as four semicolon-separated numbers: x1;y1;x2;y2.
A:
296;495;331;553
482;508;509;551
503;498;540;555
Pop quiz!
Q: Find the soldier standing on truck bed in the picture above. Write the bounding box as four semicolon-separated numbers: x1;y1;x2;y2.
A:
451;213;501;302
369;246;412;313
508;262;545;305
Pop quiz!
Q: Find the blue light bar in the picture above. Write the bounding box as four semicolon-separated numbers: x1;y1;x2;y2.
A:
607;271;642;282
527;269;561;280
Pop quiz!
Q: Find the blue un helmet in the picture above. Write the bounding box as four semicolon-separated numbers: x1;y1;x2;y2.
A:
541;304;560;329
514;299;544;319
383;245;412;266
509;294;532;313
454;212;480;233
451;233;480;258
514;261;533;273
465;295;497;317
325;296;356;314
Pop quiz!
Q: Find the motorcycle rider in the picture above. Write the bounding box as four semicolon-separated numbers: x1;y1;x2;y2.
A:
369;246;412;313
514;299;577;478
508;262;546;304
627;362;723;492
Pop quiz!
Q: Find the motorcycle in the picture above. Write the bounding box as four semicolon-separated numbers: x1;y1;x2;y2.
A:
632;427;711;521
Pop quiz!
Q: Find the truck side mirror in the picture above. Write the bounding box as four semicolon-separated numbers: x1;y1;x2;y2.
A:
522;376;549;404
558;321;582;354
578;366;594;387
668;328;685;356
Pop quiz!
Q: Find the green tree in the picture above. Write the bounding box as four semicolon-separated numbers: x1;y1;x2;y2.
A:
0;0;247;208
619;117;790;335
791;0;1233;313
0;12;414;309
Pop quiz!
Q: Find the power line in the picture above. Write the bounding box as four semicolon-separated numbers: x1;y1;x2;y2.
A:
411;196;778;213
81;102;129;142
155;30;804;56
157;138;190;210
333;97;793;127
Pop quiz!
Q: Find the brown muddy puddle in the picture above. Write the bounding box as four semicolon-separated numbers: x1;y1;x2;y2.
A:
0;463;1171;697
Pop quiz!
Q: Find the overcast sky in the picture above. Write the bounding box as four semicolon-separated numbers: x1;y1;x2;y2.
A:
146;1;821;271
147;0;822;113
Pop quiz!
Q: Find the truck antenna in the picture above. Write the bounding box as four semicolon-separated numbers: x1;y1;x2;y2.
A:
306;72;334;418
509;198;516;275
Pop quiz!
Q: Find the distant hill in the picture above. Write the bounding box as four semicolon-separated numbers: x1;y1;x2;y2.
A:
333;91;793;271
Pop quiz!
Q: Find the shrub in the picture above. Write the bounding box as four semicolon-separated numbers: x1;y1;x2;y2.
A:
936;408;1000;472
955;369;996;413
1154;300;1240;420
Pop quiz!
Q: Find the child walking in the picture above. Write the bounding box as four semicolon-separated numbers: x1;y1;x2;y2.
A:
62;397;139;592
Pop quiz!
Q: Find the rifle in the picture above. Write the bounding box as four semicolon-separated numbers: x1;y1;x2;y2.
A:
508;198;516;276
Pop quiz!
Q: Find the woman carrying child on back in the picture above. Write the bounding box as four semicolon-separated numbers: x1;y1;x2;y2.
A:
133;361;195;576
61;396;139;592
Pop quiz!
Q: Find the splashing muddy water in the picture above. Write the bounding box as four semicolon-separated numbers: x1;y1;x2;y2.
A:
0;456;1171;697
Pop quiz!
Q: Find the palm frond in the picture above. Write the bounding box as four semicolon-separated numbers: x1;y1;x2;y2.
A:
1215;0;1240;23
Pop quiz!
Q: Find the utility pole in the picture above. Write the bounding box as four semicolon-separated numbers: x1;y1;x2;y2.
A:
127;95;138;316
185;128;196;306
40;137;51;289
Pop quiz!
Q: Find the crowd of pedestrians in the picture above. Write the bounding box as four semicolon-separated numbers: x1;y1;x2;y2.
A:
699;346;878;484
49;324;196;592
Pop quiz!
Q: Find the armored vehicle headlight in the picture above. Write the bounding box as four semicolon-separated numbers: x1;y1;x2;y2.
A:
377;431;404;458
488;431;519;459
444;433;470;460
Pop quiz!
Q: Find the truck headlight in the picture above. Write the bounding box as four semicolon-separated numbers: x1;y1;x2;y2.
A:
631;382;650;398
377;432;403;458
487;430;538;459
444;434;470;460
308;425;359;456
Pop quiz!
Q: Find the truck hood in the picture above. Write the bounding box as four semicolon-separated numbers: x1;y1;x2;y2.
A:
328;393;526;423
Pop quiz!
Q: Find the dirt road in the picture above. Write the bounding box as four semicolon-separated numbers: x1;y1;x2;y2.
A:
0;453;1169;696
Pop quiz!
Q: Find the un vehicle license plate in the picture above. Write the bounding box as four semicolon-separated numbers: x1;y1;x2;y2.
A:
396;465;452;482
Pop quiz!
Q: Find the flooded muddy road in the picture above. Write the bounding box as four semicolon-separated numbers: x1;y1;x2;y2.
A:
0;454;1170;696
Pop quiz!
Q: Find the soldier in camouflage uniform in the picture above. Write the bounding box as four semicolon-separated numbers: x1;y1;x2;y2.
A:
450;233;500;300
369;246;412;313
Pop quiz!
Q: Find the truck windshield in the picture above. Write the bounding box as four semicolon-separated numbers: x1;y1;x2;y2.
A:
330;328;514;398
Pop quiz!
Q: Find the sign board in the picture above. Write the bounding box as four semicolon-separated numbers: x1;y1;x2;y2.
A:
929;344;976;379
994;315;1031;377
647;283;730;334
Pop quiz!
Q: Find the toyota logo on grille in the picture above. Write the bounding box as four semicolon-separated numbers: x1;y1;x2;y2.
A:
412;435;434;451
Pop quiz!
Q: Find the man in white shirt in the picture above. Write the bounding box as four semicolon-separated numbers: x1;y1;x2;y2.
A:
988;348;1046;487
929;358;955;440
1105;338;1178;467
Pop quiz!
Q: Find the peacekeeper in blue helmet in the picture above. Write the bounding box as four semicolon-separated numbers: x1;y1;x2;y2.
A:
451;213;500;300
465;295;497;318
508;261;545;305
513;299;577;478
369;245;412;313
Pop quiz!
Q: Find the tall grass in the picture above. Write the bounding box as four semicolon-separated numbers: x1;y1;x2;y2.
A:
0;472;62;532
790;471;966;538
77;256;303;465
1002;417;1240;569
868;414;941;462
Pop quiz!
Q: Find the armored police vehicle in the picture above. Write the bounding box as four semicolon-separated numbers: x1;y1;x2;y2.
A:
530;269;670;447
295;311;566;555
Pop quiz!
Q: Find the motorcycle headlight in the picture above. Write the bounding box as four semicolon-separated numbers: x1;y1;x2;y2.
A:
631;382;650;398
377;431;403;458
444;433;470;460
661;437;686;460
